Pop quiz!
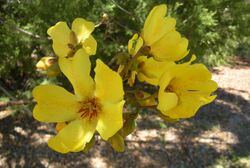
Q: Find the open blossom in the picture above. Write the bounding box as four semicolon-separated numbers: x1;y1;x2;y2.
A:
33;50;124;153
47;18;97;58
141;4;189;61
157;56;218;119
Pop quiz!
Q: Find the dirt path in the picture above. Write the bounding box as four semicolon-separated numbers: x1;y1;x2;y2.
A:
0;60;249;168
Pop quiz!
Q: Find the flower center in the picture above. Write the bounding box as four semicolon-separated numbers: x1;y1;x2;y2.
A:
77;98;101;120
165;78;176;93
165;85;174;92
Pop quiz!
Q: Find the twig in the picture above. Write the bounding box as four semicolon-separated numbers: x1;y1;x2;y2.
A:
0;84;32;114
0;100;34;109
14;26;42;39
0;20;47;40
0;110;13;120
113;19;137;32
0;85;15;99
110;0;133;16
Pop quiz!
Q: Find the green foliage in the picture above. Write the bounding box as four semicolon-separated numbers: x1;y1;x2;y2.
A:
0;0;249;89
169;0;250;66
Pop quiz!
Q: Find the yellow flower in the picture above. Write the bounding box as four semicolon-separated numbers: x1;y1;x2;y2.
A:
32;52;124;153
142;4;189;61
157;56;218;119
47;18;97;58
36;56;60;77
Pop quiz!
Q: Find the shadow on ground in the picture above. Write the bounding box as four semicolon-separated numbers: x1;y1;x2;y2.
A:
0;86;249;168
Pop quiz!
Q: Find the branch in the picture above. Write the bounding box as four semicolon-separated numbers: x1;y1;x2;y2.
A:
0;99;34;109
0;110;13;120
14;26;42;39
0;19;47;40
110;0;133;16
0;84;32;114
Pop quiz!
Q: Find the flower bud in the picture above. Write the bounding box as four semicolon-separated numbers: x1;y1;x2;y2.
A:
36;56;60;77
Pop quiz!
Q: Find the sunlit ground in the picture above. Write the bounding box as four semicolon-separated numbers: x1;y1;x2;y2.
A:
0;58;249;168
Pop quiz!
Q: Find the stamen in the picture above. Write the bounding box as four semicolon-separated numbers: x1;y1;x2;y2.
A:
165;78;176;92
66;43;82;58
67;43;75;50
78;98;101;120
165;85;174;92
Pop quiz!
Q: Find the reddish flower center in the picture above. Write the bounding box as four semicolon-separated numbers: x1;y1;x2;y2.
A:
78;98;101;120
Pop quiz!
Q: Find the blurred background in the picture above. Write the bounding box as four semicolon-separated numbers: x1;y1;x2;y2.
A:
0;0;249;167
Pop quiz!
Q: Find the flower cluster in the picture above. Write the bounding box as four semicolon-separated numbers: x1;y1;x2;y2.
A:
33;4;217;153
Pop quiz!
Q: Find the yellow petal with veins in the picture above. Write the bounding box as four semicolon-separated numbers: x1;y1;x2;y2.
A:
96;101;125;140
163;93;216;119
94;59;124;103
59;49;94;100
137;57;175;85
32;84;79;123
151;31;189;61
71;18;95;43
82;35;97;55
47;22;71;57
170;64;217;92
143;4;176;45
48;119;96;153
141;57;175;79
157;92;178;113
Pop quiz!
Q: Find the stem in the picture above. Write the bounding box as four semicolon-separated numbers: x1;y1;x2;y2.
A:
0;84;32;114
0;100;34;109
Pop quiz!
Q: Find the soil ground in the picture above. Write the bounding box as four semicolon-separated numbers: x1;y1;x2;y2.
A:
0;58;249;168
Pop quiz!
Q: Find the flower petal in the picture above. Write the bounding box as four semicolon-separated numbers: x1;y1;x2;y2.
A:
71;18;95;43
171;64;218;92
94;59;124;103
96;101;125;140
32;84;79;123
59;49;94;100
151;31;189;61
137;72;159;86
48;119;96;153
143;5;176;45
163;93;216;119
140;57;175;80
143;4;176;45
157;92;178;113
82;35;97;55
138;59;174;86
144;4;167;30
47;22;71;57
